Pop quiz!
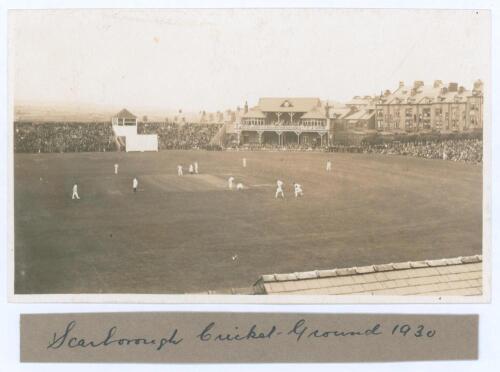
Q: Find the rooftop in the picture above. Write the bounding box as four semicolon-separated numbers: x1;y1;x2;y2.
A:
258;97;322;113
381;82;480;106
114;108;137;119
253;255;482;296
343;108;375;121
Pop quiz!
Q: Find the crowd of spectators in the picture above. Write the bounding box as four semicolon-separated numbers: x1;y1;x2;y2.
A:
14;122;115;153
362;139;482;163
138;122;222;150
13;121;483;163
14;121;223;153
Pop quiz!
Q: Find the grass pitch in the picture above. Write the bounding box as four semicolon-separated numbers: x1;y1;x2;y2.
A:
14;150;482;294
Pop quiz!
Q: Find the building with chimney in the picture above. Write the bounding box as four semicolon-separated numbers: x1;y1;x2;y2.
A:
236;98;330;147
375;80;483;133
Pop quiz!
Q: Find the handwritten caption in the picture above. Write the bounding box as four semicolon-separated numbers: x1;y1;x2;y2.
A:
47;319;436;352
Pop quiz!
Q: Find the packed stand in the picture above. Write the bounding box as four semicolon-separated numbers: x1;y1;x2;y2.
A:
14;122;115;153
362;139;482;163
138;122;222;150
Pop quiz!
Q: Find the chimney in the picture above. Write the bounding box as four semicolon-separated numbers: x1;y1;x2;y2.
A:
458;86;465;94
448;82;458;92
433;80;443;88
413;80;424;89
398;81;405;89
244;101;248;114
324;102;330;117
473;79;483;92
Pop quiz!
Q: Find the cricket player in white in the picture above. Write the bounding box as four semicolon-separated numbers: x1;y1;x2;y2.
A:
326;160;332;172
114;163;119;174
177;165;183;176
275;180;284;199
133;177;138;193
194;161;199;174
242;158;247;168
72;184;80;200
228;176;235;190
189;164;194;174
236;182;244;190
294;182;304;198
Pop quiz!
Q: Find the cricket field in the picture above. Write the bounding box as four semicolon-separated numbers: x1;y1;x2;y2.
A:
14;150;482;294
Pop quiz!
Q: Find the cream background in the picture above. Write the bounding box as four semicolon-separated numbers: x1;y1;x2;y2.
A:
1;2;499;372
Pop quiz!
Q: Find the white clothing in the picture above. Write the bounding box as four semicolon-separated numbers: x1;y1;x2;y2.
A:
72;184;80;200
242;158;247;168
228;177;235;189
275;186;284;199
276;180;284;188
194;162;199;174
236;183;244;190
114;164;119;174
326;161;332;171
294;184;303;198
177;165;183;176
189;164;194;174
133;178;138;189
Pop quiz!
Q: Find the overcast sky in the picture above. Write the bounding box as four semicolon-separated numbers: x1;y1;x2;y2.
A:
10;9;489;112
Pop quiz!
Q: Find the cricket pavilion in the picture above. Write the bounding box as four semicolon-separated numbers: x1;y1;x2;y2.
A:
236;98;331;147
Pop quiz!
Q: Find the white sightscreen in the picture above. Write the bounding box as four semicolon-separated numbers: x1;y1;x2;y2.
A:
126;134;158;152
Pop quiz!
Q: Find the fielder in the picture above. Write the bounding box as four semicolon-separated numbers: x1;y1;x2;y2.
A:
189;164;194;174
228;176;235;190
133;177;138;193
236;182;244;190
294;182;304;198
114;163;119;174
275;179;285;199
72;184;80;200
177;165;183;176
242;158;247;168
326;160;332;172
194;161;199;174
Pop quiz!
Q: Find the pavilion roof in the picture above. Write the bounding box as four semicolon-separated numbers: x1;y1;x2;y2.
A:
258;97;322;113
115;109;137;119
241;108;266;118
301;107;327;119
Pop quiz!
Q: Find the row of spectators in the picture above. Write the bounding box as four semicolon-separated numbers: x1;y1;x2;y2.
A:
14;121;223;153
138;122;222;150
362;139;482;163
14;122;115;153
13;121;483;163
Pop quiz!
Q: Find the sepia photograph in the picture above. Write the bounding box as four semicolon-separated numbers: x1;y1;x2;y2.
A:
9;8;490;300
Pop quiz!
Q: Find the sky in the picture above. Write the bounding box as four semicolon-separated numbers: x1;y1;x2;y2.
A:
10;8;490;112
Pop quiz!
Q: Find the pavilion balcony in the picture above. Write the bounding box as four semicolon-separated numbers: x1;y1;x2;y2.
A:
238;122;328;132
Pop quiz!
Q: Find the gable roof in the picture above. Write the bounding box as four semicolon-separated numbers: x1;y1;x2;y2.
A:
253;255;482;296
242;108;266;119
328;107;352;119
344;109;375;121
381;83;476;106
258;97;322;113
115;109;137;119
301;107;327;119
